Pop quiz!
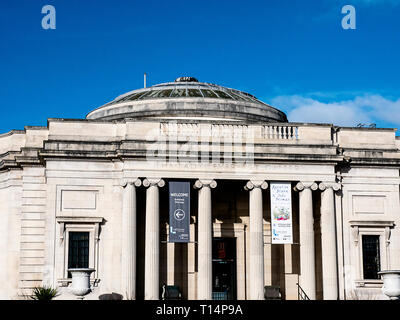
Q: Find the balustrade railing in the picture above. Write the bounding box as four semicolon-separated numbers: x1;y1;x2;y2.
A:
264;125;298;140
160;123;299;141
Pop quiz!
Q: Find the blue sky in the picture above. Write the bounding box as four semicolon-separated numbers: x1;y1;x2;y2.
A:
0;0;399;133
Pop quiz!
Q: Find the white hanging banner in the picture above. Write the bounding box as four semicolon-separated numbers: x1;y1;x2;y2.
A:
270;182;293;244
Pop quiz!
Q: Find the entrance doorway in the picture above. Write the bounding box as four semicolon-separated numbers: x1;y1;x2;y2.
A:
212;237;237;300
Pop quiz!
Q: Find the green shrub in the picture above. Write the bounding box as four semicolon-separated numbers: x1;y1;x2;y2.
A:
31;286;59;300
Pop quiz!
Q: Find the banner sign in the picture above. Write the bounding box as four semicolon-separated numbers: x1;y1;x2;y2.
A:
169;181;190;243
270;182;293;244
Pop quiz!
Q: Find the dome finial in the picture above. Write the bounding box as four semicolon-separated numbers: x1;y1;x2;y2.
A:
175;76;198;83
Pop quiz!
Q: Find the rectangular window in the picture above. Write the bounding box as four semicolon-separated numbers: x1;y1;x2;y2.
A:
68;232;89;278
362;235;381;280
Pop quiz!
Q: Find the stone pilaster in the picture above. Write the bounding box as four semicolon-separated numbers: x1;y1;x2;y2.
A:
121;178;141;300
194;179;217;300
319;182;341;300
245;180;268;300
294;181;318;300
143;178;165;300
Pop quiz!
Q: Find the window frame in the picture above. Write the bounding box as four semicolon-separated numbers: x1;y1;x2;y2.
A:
67;230;91;277
350;221;394;288
56;217;103;286
361;234;381;280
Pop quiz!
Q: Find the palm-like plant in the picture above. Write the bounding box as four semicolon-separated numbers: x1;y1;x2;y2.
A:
31;286;59;300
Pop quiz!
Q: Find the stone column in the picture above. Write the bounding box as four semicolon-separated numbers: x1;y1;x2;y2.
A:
319;182;341;300
294;182;318;300
245;180;268;300
194;179;217;300
143;178;165;300
121;178;141;300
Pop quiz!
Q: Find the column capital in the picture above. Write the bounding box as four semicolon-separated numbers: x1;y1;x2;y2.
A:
244;180;268;191
143;178;165;188
121;178;142;188
294;182;318;192
194;179;217;189
319;182;341;191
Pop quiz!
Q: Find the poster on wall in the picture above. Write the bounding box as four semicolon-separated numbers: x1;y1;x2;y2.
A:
270;182;293;244
169;181;190;243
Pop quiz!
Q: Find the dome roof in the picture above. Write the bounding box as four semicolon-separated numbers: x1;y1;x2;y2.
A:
86;77;288;123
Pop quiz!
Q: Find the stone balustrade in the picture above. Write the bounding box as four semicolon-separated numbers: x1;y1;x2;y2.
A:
263;125;298;140
160;122;299;141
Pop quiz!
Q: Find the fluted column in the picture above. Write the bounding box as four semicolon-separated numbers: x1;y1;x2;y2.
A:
319;182;341;300
245;180;268;300
194;179;217;300
121;178;142;300
143;178;165;300
294;182;318;300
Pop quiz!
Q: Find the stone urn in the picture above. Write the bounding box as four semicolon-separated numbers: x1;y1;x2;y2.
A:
378;270;400;300
68;268;95;296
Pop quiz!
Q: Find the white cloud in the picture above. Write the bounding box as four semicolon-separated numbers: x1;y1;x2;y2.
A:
271;94;400;128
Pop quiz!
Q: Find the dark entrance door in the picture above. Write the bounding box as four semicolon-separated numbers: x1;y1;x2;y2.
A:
212;237;237;300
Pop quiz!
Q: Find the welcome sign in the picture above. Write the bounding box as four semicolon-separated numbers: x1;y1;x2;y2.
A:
169;181;190;243
270;182;293;244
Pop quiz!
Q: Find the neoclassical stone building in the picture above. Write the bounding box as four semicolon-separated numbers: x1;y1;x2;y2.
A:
1;77;399;300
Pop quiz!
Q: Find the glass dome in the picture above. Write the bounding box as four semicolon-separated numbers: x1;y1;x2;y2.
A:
87;77;288;123
104;79;266;106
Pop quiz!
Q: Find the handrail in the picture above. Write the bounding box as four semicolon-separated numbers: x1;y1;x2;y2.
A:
296;283;310;300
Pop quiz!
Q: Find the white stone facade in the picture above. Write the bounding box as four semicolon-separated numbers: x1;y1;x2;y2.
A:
1;78;400;300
